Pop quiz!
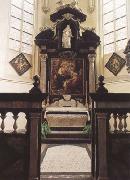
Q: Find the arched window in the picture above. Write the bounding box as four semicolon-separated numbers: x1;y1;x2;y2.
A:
9;0;35;55
102;0;127;55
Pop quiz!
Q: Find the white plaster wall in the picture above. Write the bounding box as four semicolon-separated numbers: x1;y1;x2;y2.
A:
96;0;130;130
0;78;32;93
105;81;130;93
0;0;9;76
103;50;130;93
0;0;39;93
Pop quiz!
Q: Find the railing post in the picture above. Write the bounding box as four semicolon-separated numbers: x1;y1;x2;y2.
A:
28;75;46;180
91;100;96;178
97;112;109;180
28;112;41;180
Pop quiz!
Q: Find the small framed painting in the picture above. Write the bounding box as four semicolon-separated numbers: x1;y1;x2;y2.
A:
9;53;31;76
105;53;126;76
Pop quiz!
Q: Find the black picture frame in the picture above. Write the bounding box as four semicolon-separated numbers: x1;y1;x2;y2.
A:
9;53;31;76
105;53;126;76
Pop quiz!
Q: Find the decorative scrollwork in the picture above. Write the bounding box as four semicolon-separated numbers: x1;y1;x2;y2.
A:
42;0;50;14
88;0;95;14
58;51;77;59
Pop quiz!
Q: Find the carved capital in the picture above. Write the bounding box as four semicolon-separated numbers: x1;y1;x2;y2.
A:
88;53;96;63
40;54;48;62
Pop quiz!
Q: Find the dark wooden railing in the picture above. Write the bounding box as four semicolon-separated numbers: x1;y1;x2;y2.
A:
0;76;47;180
2;74;130;180
90;76;130;180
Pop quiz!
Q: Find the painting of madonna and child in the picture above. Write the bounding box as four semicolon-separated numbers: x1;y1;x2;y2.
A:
50;58;84;96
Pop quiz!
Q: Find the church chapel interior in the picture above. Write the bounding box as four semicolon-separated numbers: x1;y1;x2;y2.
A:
1;0;130;180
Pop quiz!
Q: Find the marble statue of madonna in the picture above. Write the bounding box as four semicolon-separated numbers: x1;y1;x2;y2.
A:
62;25;72;48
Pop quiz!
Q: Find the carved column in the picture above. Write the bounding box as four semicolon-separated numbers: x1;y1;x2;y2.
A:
88;53;96;93
40;54;47;93
97;112;109;180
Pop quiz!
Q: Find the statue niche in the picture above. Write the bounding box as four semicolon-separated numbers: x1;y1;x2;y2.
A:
62;25;72;48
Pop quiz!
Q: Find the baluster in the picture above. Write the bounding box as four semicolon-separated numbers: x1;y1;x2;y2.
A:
108;113;111;132
13;112;18;133
109;121;111;132
25;120;27;132
25;113;29;133
113;113;118;133
0;112;6;133
123;113;128;133
118;114;123;133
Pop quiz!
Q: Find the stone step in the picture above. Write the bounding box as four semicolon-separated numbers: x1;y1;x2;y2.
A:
46;132;89;138
40;172;92;180
50;127;84;131
41;137;91;144
50;131;84;134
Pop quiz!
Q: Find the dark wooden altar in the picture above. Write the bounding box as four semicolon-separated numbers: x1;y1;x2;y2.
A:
35;3;100;107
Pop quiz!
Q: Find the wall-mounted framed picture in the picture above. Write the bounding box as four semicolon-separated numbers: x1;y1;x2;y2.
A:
9;53;31;76
49;57;85;96
105;52;126;76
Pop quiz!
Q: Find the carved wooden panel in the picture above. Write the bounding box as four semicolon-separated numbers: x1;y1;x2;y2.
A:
0;135;28;180
109;137;130;180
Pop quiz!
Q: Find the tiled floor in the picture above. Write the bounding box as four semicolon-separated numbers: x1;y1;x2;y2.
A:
41;144;91;173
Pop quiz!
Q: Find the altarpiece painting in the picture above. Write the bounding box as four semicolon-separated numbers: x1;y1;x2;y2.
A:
50;58;84;96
